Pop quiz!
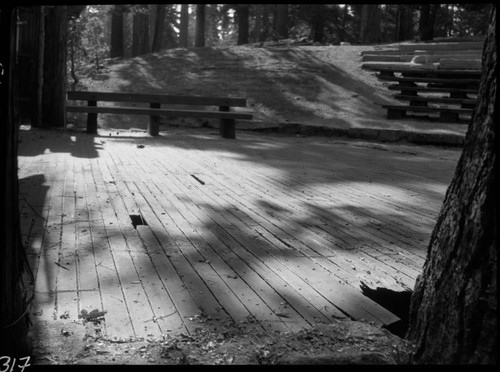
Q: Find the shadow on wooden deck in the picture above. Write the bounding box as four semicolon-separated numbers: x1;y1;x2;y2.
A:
18;127;460;340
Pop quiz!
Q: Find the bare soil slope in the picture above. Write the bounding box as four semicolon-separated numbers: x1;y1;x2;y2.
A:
73;42;464;136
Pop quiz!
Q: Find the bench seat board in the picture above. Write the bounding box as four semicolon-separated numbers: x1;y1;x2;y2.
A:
394;94;477;105
387;85;478;94
377;75;480;85
66;105;253;120
67;91;249;107
362;64;482;76
382;104;473;114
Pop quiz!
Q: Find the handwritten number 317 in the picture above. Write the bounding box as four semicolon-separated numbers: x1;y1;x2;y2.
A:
0;356;31;372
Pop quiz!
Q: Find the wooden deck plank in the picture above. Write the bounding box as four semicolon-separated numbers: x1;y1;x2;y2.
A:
101;148;266;332
84;178;135;338
140;158;386;324
56;161;79;292
92;156;163;338
138;179;311;332
215;150;432;265
124;179;269;331
173;146;426;282
105;178;240;331
145;182;341;325
148;137;430;294
18;128;460;338
136;226;220;334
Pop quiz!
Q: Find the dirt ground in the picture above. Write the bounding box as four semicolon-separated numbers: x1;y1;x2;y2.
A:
70;40;467;138
29;315;413;365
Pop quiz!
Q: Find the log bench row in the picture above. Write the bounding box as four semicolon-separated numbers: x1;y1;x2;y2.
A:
66;91;254;139
360;41;483;123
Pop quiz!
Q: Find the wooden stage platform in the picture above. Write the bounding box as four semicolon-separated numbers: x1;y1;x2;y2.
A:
18;126;460;339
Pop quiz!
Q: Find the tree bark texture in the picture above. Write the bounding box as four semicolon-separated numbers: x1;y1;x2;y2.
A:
237;5;249;45
360;4;380;43
41;5;67;128
179;4;189;48
275;4;288;40
195;4;205;47
396;5;413;42
151;4;165;52
407;7;497;364
132;10;149;57
253;4;263;42
110;6;124;58
0;6;32;356
419;4;440;41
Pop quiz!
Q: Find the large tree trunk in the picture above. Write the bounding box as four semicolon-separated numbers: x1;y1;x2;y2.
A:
179;4;189;48
110;5;124;58
0;6;31;357
360;4;380;43
41;5;67;128
396;5;413;42
275;4;288;40
237;5;249;45
407;6;497;364
419;4;440;41
253;4;263;42
132;8;149;57
194;4;205;47
151;4;165;52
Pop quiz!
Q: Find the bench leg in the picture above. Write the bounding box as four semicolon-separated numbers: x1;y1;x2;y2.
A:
219;105;236;139
148;102;160;136
220;118;236;139
87;100;98;134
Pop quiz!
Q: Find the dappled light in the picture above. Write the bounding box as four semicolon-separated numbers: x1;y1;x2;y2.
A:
18;127;460;347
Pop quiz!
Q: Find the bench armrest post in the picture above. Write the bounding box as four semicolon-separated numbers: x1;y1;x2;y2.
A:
87;100;98;134
148;102;160;136
219;105;235;139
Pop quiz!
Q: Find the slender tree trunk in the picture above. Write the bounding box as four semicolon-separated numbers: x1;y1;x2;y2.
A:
151;4;165;52
408;6;497;364
110;6;124;58
237;5;249;45
41;5;67;128
179;4;189;48
275;4;288;40
195;4;205;47
0;6;31;357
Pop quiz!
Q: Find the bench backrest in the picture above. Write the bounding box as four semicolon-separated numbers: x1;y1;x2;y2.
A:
67;91;248;107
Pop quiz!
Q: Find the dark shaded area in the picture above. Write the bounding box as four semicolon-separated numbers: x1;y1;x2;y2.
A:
17;127;100;159
360;282;412;338
130;214;148;229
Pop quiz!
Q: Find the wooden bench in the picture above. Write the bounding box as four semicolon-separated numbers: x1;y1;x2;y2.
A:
66;91;253;139
393;94;477;109
361;52;482;63
376;74;480;88
387;84;478;98
382;104;473;123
